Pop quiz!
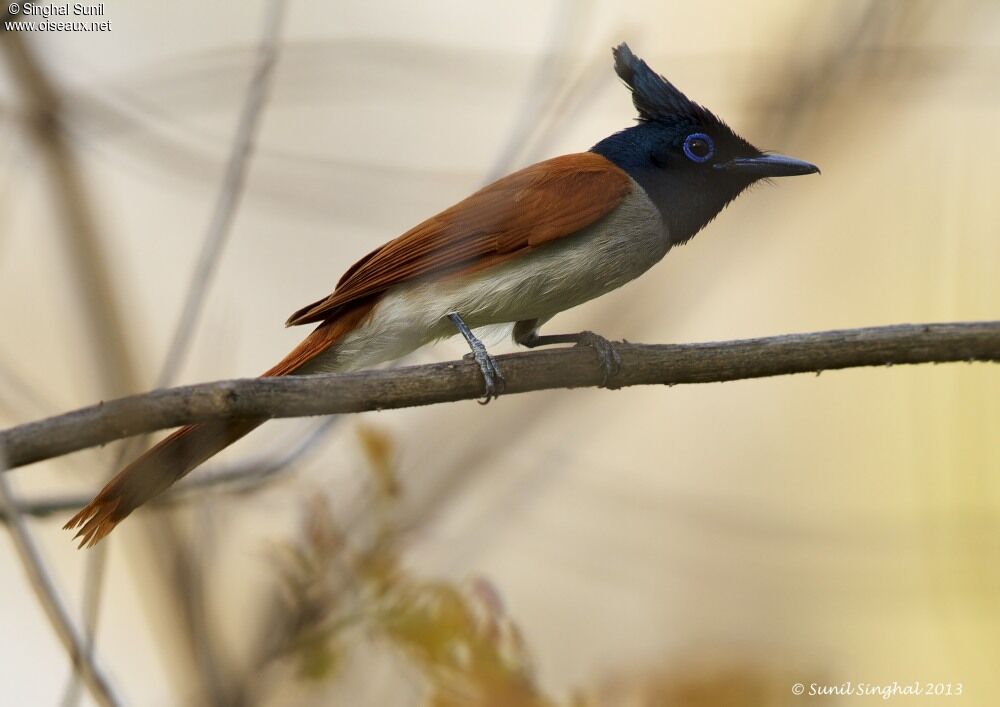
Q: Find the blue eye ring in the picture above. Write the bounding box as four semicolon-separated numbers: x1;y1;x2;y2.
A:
683;132;714;163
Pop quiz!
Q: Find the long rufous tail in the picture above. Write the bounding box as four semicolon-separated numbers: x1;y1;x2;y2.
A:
64;302;374;548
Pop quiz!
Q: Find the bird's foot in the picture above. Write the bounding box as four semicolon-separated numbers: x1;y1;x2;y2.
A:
575;330;622;388
449;312;504;404
463;346;505;403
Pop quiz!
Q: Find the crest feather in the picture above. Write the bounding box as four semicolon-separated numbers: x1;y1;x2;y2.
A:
612;43;717;125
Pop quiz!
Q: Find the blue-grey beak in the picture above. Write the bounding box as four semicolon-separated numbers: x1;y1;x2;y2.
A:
715;153;820;178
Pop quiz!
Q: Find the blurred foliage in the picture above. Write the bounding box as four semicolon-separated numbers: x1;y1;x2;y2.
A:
264;424;810;707
271;423;552;706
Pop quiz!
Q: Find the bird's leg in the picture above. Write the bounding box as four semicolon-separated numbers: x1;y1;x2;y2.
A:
448;312;505;404
513;318;622;387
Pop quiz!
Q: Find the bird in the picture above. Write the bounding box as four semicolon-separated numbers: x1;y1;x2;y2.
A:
65;43;819;547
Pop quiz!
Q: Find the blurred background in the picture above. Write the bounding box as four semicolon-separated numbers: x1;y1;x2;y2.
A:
1;1;998;705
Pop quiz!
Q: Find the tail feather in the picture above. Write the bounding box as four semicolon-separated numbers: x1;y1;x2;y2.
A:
64;419;264;547
64;300;376;547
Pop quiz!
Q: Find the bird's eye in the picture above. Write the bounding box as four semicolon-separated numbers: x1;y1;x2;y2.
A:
683;133;714;163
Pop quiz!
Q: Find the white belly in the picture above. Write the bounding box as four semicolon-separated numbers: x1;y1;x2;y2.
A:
310;180;666;372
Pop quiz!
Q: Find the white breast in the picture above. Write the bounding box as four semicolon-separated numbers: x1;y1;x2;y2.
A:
310;179;667;372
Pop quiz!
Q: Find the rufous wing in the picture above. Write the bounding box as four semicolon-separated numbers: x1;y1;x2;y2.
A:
286;152;632;326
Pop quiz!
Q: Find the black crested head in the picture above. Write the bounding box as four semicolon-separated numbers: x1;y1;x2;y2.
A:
613;42;719;127
592;43;818;247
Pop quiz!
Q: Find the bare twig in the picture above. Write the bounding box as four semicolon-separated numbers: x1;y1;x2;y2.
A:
2;417;335;518
5;2;287;703
83;4;288;705
0;453;122;707
2;19;140;401
0;322;996;471
4;19;144;707
157;0;286;386
0;352;60;420
481;0;591;182
148;5;287;703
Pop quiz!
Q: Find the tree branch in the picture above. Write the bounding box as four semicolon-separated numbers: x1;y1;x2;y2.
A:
1;418;336;520
0;454;122;707
1;321;997;471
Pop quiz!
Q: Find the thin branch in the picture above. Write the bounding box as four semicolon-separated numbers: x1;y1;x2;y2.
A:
3;19;143;707
2;17;140;400
104;4;287;705
157;0;286;387
1;322;997;471
0;351;60;420
4;417;335;519
481;0;591;182
59;535;107;707
0;453;122;707
5;2;287;703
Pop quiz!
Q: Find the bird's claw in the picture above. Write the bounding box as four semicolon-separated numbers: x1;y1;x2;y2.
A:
465;347;505;403
575;331;621;388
